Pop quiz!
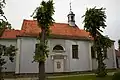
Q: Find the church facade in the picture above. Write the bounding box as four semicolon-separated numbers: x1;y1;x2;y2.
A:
1;10;117;73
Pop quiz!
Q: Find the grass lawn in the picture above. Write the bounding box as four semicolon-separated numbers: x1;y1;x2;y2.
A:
48;75;112;80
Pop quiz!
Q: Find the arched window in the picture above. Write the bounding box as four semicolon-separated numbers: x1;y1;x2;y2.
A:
53;45;64;51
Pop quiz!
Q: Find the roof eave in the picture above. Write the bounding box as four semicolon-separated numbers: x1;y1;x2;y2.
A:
16;34;92;41
0;38;17;40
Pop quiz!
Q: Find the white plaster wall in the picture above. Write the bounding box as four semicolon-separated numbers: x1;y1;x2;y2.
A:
0;37;116;73
92;59;97;70
48;39;92;72
19;38;59;73
0;39;16;72
18;37;117;73
19;38;92;73
20;37;116;73
44;39;54;73
19;37;38;73
92;44;117;70
67;40;91;71
105;45;116;69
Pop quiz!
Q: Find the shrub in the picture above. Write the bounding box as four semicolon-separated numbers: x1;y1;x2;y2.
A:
112;72;120;80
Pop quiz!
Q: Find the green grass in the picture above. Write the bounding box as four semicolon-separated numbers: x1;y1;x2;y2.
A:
48;75;112;80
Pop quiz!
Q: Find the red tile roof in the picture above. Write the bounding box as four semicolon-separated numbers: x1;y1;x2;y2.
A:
0;29;22;39
0;19;92;40
19;19;92;40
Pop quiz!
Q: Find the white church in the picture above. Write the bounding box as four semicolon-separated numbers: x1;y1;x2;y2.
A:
1;9;117;74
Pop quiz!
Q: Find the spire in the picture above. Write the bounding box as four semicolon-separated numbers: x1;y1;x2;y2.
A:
67;1;75;26
70;2;72;11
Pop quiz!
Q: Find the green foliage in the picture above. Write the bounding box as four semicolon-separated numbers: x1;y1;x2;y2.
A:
83;7;112;77
0;0;17;79
0;45;17;68
0;0;6;18
100;36;112;58
33;41;49;62
112;72;120;80
95;33;112;77
32;0;54;29
0;0;11;28
32;0;54;62
82;7;106;38
0;44;17;80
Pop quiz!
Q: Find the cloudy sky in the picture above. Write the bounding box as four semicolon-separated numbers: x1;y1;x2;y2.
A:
4;0;120;49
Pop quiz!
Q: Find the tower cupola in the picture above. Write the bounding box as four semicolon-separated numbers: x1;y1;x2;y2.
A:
67;2;75;26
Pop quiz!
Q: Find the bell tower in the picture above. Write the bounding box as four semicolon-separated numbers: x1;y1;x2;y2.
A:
67;2;75;26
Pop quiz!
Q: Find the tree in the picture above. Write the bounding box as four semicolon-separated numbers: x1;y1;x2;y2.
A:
31;0;54;80
0;0;16;80
95;35;112;77
82;7;112;77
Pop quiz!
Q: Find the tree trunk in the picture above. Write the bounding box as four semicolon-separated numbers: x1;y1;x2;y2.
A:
0;67;1;80
97;52;107;77
39;61;45;80
0;67;3;80
38;28;46;80
94;37;107;77
116;57;119;68
96;41;107;77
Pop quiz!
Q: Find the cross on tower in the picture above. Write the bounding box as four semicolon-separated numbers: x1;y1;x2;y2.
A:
68;0;76;26
70;2;72;11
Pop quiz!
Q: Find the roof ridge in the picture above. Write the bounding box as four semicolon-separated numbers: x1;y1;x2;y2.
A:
23;19;72;25
23;19;36;21
54;22;68;25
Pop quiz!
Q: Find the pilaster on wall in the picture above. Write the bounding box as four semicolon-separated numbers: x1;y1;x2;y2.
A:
89;42;92;70
112;45;117;68
15;38;21;74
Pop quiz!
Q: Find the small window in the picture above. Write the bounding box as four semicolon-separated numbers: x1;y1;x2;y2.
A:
91;46;96;58
72;45;78;59
53;45;64;51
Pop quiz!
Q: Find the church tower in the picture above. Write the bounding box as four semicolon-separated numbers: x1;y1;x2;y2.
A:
67;2;75;26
